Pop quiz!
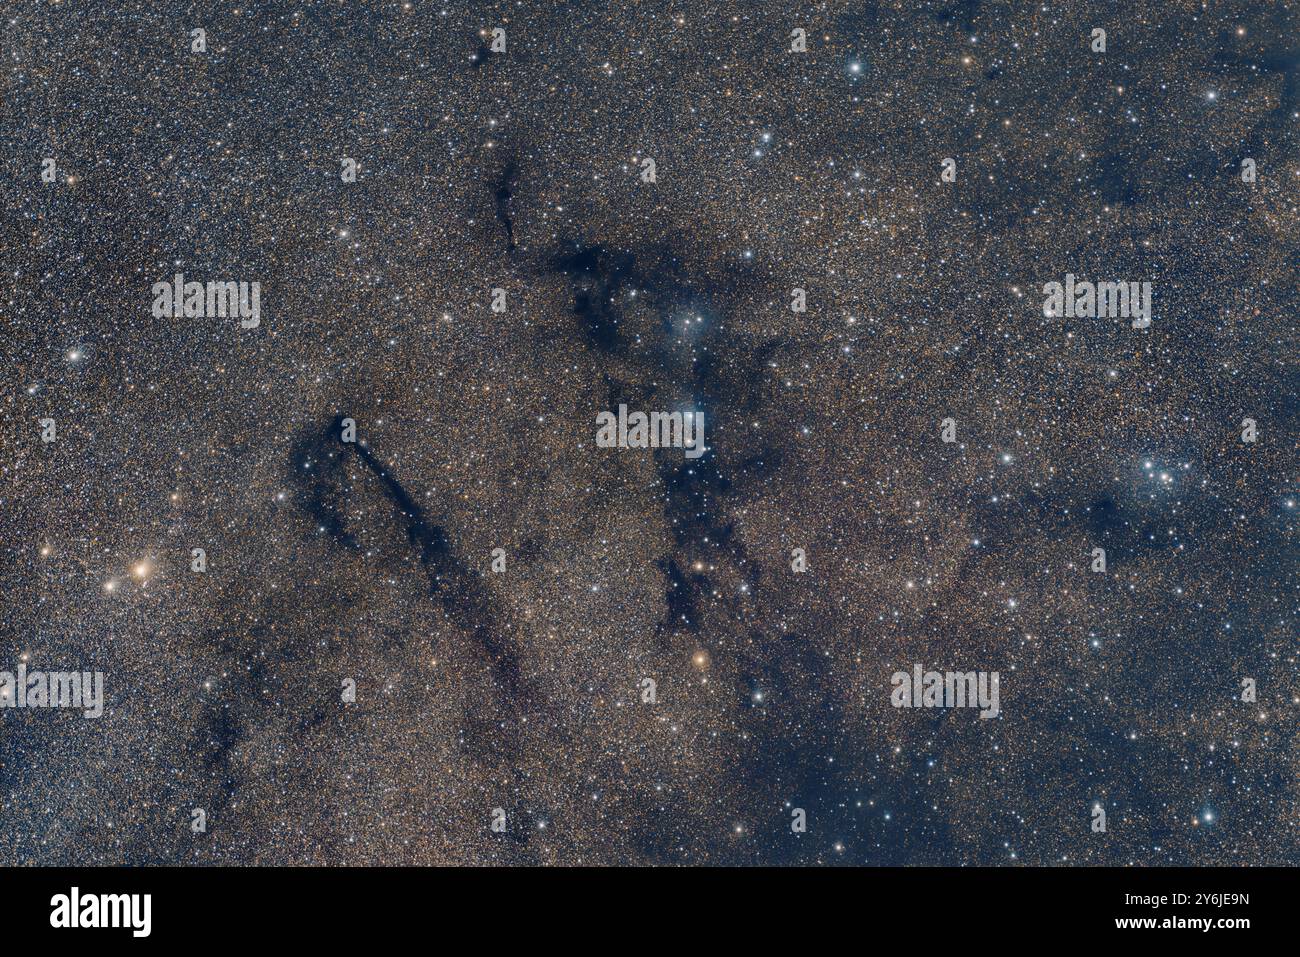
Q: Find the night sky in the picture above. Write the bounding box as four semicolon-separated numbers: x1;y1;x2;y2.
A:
2;1;1296;866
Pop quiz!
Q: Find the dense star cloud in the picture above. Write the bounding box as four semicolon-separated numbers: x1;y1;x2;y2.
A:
0;1;1296;866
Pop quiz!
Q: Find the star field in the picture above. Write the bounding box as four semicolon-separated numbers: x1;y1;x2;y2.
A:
1;1;1297;865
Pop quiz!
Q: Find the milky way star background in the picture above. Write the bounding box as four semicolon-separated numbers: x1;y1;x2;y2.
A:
1;1;1297;867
